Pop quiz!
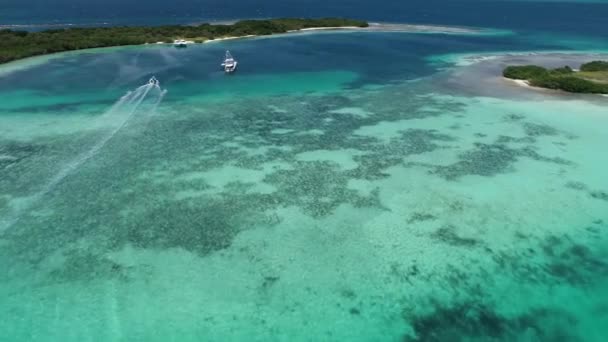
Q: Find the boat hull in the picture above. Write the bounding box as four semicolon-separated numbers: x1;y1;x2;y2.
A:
223;61;238;73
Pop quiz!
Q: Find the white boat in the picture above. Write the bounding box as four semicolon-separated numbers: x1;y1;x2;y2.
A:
173;39;188;48
221;50;238;73
148;76;160;87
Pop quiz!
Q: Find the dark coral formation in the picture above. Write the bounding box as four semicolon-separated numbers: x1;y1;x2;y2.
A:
564;181;608;203
492;233;608;285
402;304;579;341
495;135;536;144
407;212;437;224
565;181;588;191
590;191;608;202
503;113;525;122
2;86;469;270
0;74;589;295
0;142;44;171
433;142;520;179
389;262;422;284
431;225;480;247
349;129;455;180
432;141;571;181
48;249;130;283
522;122;559;137
265;161;382;218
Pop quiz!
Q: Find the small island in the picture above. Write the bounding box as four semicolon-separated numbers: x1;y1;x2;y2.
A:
0;18;368;64
503;61;608;94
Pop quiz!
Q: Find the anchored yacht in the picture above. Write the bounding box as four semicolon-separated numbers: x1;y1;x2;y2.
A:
221;50;238;73
173;39;188;48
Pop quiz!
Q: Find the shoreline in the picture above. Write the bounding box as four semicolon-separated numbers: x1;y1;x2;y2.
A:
0;45;151;77
289;26;362;32
502;77;560;94
501;59;608;96
505;78;531;88
201;26;365;44
423;50;608;102
179;23;490;45
203;34;257;44
504;76;608;96
0;18;370;67
428;50;608;69
436;52;608;99
0;22;492;71
432;51;608;97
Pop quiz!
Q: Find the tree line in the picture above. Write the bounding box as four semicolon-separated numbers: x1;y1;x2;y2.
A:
503;61;608;94
0;18;368;64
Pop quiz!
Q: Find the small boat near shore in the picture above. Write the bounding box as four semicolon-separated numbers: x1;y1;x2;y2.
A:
221;50;238;73
173;39;189;48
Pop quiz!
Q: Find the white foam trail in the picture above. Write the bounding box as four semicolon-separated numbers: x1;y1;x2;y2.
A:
44;85;152;191
1;83;164;232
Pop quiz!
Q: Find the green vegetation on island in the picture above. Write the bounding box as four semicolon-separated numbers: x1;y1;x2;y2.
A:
0;18;368;64
503;61;608;94
580;61;608;72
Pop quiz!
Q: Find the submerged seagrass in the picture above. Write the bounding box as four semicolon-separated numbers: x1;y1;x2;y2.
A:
0;26;607;341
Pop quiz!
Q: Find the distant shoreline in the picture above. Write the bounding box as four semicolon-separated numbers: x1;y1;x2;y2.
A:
0;20;490;67
503;77;608;97
503;61;608;95
0;18;369;65
431;51;608;98
159;23;487;45
198;24;484;44
503;77;558;94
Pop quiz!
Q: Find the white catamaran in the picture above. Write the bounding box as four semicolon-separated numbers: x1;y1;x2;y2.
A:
221;50;238;73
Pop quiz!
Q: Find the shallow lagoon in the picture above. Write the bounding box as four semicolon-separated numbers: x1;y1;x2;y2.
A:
0;31;607;341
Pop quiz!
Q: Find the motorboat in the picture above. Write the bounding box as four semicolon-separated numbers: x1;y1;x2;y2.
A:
149;76;160;87
173;39;188;48
221;50;238;73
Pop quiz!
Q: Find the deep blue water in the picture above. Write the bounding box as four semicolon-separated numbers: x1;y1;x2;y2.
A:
2;0;608;38
2;0;607;108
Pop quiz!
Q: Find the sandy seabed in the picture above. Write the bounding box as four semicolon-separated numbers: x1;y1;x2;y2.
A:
0;42;607;341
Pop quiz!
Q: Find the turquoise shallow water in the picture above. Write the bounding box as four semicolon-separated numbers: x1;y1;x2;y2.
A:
1;31;608;341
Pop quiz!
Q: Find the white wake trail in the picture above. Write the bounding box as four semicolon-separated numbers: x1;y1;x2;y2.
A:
44;86;152;191
1;83;165;232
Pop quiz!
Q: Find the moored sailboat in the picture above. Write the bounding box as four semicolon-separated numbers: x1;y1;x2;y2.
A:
221;50;238;73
